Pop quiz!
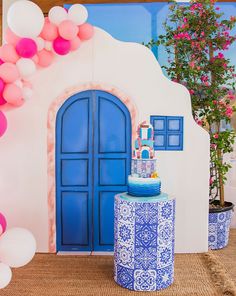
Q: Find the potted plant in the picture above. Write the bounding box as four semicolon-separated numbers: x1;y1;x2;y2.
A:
147;0;236;249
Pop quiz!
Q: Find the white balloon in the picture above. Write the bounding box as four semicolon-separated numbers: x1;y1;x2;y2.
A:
0;263;12;289
49;6;68;25
7;0;44;38
0;228;36;268
35;37;45;51
16;58;36;78
23;87;33;101
68;4;88;25
44;41;52;51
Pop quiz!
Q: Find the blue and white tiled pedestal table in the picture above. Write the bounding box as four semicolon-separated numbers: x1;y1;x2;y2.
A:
114;193;175;291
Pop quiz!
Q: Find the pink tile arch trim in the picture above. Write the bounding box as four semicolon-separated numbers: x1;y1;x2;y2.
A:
47;83;138;252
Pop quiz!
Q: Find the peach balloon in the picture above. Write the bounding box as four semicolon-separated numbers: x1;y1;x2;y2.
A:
0;63;20;83
78;23;94;41
38;50;54;67
40;17;58;41
5;28;20;46
59;20;78;41
0;44;19;63
70;37;81;51
32;55;39;64
3;83;23;106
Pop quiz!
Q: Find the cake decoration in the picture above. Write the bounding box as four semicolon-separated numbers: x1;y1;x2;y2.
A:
134;121;154;159
128;121;161;197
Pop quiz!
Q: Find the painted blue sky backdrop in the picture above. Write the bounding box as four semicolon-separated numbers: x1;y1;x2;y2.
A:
65;2;236;73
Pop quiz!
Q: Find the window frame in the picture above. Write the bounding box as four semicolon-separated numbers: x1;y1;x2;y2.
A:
150;115;184;151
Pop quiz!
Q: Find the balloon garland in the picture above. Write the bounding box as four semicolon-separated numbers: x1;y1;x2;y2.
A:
0;211;37;289
0;1;94;138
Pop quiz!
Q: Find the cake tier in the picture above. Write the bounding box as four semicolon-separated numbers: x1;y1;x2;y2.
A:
128;176;161;197
131;158;157;178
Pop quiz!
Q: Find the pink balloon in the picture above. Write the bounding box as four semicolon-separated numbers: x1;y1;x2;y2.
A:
16;38;37;58
0;63;20;83
0;111;7;137
38;50;54;67
70;37;81;51
53;37;71;55
40;17;58;41
0;212;7;235
3;83;23;106
58;20;78;41
5;28;20;46
78;23;94;41
0;44;19;63
0;93;7;106
0;78;5;93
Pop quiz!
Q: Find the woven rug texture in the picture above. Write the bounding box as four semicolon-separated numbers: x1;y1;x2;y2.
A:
1;230;236;296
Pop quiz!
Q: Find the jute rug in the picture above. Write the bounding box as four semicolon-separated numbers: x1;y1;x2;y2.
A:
1;230;236;296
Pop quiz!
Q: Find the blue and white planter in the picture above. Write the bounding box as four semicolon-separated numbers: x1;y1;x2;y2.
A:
114;193;175;291
208;201;234;250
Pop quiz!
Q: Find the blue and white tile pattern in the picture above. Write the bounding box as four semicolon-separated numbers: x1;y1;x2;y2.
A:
114;195;175;291
208;210;232;250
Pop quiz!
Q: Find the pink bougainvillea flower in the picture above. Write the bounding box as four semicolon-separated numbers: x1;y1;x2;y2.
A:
189;89;195;95
217;52;225;59
227;91;235;100
189;61;195;68
201;75;208;83
225;107;233;118
213;134;219;139
197;120;203;126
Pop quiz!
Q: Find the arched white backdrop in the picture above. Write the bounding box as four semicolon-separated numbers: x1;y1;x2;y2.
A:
0;27;210;253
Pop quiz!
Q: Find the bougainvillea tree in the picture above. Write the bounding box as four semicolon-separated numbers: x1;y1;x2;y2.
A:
147;0;236;207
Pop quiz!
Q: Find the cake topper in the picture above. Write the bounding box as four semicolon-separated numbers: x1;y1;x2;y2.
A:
133;121;155;159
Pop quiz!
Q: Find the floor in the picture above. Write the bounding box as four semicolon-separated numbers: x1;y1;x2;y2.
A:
1;230;236;296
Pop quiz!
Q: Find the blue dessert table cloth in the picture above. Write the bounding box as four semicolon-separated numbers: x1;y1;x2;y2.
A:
114;193;175;291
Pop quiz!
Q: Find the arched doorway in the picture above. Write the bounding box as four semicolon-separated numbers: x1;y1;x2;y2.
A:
55;90;132;252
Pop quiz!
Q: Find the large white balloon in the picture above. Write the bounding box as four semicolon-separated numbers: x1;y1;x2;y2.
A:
68;4;88;25
7;0;44;38
16;58;36;78
0;228;36;268
49;6;68;25
0;263;12;289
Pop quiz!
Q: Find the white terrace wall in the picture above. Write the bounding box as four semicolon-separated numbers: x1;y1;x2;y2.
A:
0;28;210;253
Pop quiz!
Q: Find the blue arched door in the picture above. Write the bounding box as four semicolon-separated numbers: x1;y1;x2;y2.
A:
56;90;131;252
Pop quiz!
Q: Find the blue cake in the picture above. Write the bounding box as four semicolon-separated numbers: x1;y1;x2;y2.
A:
128;175;161;196
128;121;161;197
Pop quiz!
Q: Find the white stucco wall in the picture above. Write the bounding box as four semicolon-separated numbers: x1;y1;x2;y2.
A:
0;28;210;253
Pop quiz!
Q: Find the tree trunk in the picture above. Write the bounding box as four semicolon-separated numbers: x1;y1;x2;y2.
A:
216;122;225;207
210;45;225;207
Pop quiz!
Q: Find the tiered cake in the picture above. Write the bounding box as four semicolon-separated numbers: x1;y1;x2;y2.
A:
128;121;161;197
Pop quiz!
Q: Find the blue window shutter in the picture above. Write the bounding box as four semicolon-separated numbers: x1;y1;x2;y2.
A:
150;115;184;151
